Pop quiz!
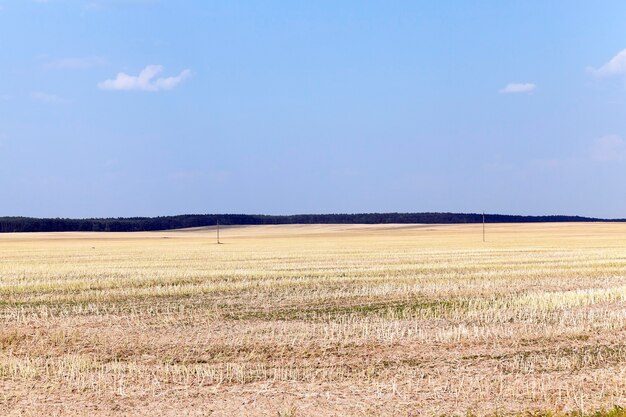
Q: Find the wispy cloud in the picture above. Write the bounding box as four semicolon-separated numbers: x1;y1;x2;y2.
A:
588;49;626;78
31;91;68;104
83;0;156;12
98;65;191;91
45;56;107;70
499;83;536;94
483;154;515;172
590;134;626;162
168;169;231;184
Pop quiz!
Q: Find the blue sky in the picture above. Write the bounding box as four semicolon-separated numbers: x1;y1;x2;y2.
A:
1;1;626;218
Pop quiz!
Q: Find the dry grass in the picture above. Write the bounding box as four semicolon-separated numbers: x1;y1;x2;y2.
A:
1;222;626;416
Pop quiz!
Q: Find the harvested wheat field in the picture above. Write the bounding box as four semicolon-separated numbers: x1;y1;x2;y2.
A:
1;223;626;416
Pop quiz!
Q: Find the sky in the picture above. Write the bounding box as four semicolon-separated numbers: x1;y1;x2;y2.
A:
1;1;626;218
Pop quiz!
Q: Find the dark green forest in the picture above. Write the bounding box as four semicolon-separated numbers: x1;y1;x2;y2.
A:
0;213;622;233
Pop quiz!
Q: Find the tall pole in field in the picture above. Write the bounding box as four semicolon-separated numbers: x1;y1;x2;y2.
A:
482;212;485;242
216;218;220;244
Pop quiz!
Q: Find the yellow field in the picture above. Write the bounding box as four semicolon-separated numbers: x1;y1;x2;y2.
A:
1;223;626;416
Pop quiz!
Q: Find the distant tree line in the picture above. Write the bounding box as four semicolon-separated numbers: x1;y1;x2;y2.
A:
0;212;621;233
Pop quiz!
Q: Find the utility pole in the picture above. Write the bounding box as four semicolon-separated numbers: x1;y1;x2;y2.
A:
216;219;221;244
482;212;485;243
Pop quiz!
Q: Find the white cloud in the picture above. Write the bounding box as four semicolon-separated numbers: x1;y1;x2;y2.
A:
591;134;626;162
98;65;191;91
45;56;107;70
588;49;626;77
31;91;68;104
499;83;536;94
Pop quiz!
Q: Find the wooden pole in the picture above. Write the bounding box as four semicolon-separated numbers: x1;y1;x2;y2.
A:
217;219;220;244
482;212;485;242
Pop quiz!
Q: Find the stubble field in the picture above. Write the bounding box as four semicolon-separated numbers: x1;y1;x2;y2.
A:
1;223;626;416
